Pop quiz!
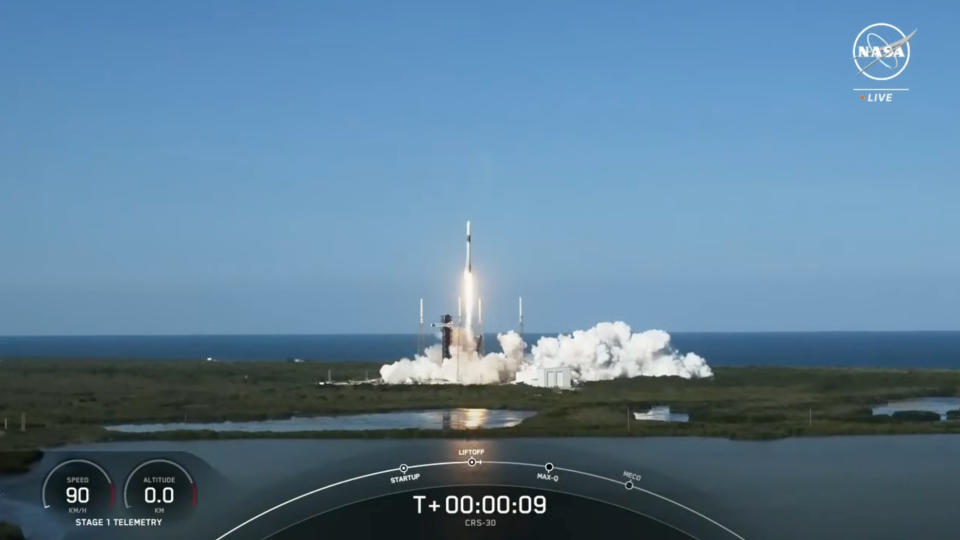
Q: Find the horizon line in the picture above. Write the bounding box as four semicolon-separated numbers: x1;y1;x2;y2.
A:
3;329;960;338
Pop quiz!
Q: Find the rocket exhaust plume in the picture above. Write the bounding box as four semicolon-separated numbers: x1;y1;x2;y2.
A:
515;322;712;383
380;322;712;385
381;327;526;385
379;220;712;385
463;271;475;330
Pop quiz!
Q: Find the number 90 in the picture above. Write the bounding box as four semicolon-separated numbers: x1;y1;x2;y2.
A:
65;486;90;504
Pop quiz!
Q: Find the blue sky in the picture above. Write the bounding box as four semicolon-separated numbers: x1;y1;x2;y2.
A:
1;1;958;334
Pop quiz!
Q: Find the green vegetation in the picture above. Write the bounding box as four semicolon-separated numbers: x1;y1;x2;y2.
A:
948;409;960;420
3;359;960;472
890;410;942;422
0;522;25;540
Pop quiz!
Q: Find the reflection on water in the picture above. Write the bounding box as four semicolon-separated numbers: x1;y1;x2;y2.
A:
442;408;488;430
105;408;536;433
633;406;689;423
872;397;960;421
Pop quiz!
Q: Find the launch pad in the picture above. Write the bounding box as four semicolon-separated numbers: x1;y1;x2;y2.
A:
381;221;711;386
419;220;521;384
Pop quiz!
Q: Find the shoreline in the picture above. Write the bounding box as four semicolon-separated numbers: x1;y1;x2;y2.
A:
3;360;960;473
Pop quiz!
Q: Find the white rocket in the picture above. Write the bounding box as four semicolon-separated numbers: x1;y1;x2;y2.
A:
465;220;472;273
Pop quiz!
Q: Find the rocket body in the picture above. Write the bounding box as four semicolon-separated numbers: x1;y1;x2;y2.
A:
462;220;475;330
465;220;472;272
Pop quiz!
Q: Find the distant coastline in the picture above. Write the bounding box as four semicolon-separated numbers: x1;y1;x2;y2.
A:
3;331;960;368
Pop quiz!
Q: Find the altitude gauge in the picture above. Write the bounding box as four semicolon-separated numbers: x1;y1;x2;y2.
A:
123;459;196;519
42;459;114;515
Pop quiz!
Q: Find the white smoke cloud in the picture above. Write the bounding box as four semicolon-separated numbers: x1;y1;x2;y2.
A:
379;321;712;385
515;322;712;383
379;328;526;385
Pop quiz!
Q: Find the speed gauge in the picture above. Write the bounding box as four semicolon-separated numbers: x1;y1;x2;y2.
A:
42;458;114;515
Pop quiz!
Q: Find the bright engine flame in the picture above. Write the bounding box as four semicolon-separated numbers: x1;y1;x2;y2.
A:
463;270;475;329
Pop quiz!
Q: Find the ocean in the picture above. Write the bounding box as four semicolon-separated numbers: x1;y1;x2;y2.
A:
1;331;960;368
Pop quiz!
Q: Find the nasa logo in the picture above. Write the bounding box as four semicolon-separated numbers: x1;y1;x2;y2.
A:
852;23;914;81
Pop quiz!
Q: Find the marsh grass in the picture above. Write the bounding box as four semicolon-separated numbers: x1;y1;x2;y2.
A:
2;359;960;472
